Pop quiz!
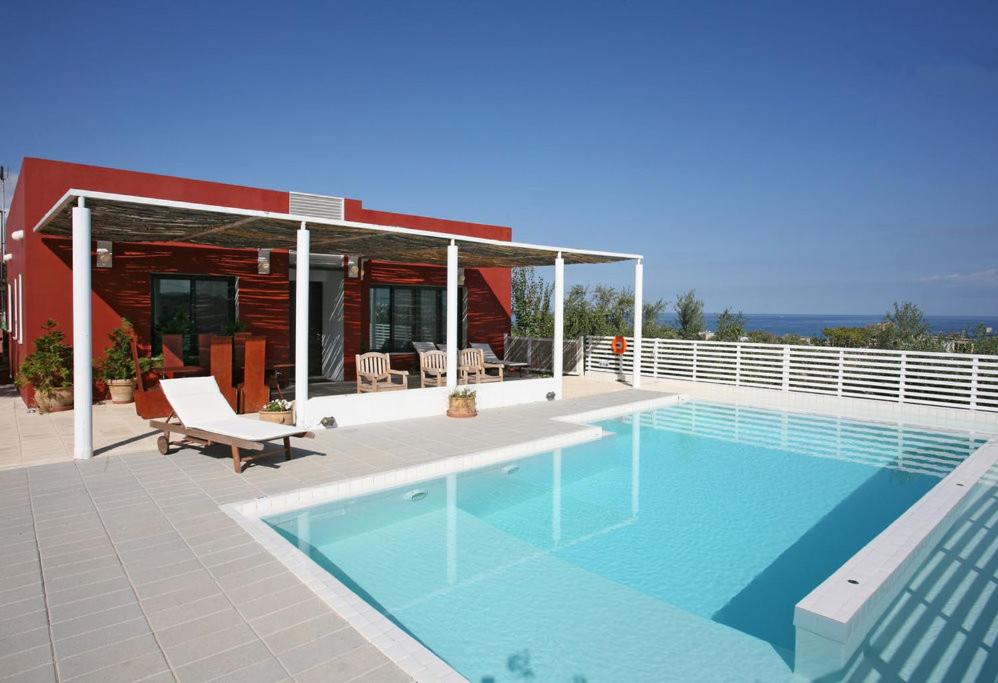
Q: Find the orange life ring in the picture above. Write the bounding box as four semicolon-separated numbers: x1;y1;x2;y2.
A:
611;336;627;355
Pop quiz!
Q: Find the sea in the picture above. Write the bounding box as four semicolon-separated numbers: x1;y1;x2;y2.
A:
655;313;998;338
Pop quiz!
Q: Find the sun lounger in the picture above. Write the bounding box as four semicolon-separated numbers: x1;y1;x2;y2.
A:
152;377;313;473
471;342;529;373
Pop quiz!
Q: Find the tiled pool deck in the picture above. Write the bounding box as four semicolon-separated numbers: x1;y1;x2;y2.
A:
2;378;995;682
0;388;662;682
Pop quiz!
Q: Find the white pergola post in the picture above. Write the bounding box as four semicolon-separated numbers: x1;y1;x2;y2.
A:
295;223;310;426
446;241;458;390
633;258;643;388
553;252;564;398
72;198;93;459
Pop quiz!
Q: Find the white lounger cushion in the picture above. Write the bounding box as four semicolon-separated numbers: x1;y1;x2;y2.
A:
160;377;304;441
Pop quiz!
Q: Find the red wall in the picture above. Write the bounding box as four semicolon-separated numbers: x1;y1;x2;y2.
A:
4;158;513;396
4;158;290;403
342;199;512;378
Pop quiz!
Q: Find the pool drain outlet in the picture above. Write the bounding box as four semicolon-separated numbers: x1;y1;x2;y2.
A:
404;489;428;502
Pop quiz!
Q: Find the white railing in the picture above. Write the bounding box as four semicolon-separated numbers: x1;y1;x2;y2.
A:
504;334;584;374
585;336;998;413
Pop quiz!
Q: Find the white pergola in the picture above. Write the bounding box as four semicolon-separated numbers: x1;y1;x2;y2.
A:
33;189;644;459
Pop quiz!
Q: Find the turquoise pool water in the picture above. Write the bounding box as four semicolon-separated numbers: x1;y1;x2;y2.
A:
266;402;987;682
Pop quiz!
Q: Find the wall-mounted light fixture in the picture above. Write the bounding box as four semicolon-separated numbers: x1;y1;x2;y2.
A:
346;254;365;279
257;248;271;274
2;253;11;262
10;230;23;241
458;267;466;286
96;241;113;269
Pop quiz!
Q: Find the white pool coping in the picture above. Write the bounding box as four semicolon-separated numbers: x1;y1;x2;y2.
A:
221;395;681;681
222;392;995;682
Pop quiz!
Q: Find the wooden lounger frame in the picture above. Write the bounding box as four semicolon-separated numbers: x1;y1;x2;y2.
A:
150;414;314;473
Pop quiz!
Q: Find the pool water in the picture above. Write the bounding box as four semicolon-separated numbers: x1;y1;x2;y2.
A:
266;402;986;682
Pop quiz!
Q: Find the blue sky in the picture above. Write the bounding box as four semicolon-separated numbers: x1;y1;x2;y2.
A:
2;1;996;315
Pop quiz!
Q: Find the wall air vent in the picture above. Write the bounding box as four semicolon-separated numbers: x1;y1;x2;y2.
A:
289;191;345;221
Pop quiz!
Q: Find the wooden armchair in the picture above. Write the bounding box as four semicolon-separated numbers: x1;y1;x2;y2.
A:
356;352;409;393
459;348;503;384
419;350;448;388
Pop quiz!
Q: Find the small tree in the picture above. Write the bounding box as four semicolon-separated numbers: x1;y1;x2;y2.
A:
874;302;940;351
822;326;873;348
15;319;74;393
99;318;136;381
511;267;554;337
674;290;705;340
714;308;746;342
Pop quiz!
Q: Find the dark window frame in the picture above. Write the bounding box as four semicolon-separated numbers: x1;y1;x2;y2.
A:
368;284;465;353
150;274;237;357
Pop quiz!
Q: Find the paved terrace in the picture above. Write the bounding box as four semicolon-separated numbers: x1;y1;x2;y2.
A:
0;386;660;683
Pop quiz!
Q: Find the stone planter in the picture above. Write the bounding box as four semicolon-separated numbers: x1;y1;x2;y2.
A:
107;378;136;404
447;394;477;418
35;387;74;414
260;409;294;425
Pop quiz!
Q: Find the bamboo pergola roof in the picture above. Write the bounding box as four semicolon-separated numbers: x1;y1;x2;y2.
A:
34;190;640;267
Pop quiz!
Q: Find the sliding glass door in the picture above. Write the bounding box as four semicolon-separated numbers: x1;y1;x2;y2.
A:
151;274;236;357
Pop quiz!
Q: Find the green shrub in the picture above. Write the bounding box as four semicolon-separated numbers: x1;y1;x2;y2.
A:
15;319;74;392
99;319;136;381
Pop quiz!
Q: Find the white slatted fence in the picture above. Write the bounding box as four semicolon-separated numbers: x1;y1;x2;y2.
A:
585;336;998;413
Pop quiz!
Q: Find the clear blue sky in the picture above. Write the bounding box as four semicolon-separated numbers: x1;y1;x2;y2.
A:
3;1;996;315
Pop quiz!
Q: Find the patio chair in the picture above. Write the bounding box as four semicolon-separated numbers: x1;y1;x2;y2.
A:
210;336;239;411
412;341;437;355
238;337;270;413
152;377;313;473
471;342;529;374
419;350;448;388
356;352;409;393
129;336;172;419
435;343;447;354
459;348;504;384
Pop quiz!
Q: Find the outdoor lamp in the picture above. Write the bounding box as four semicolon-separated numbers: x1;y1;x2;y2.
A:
10;230;23;241
96;241;113;269
2;253;12;262
257;248;271;274
458;267;465;286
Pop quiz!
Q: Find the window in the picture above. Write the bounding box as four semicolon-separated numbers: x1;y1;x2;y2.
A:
369;285;464;352
151;275;236;357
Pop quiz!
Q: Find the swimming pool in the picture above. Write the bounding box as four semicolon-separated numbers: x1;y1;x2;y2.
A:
264;401;987;681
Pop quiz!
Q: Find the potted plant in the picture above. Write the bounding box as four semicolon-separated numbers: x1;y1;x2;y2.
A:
259;398;294;425
15;319;74;413
99;319;136;404
447;387;477;418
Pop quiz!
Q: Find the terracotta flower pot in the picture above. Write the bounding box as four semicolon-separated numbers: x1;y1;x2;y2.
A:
35;387;74;414
447;395;477;418
260;409;294;425
107;379;136;404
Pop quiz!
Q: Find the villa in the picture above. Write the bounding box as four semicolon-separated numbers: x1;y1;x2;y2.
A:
0;157;995;683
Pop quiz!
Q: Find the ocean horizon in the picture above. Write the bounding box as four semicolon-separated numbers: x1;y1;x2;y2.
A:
655;313;998;337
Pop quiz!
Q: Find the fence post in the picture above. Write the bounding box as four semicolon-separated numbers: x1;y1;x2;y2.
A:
526;337;533;371
837;349;844;397
898;352;907;404
692;341;699;382
735;343;742;387
782;346;790;392
970;356;978;409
